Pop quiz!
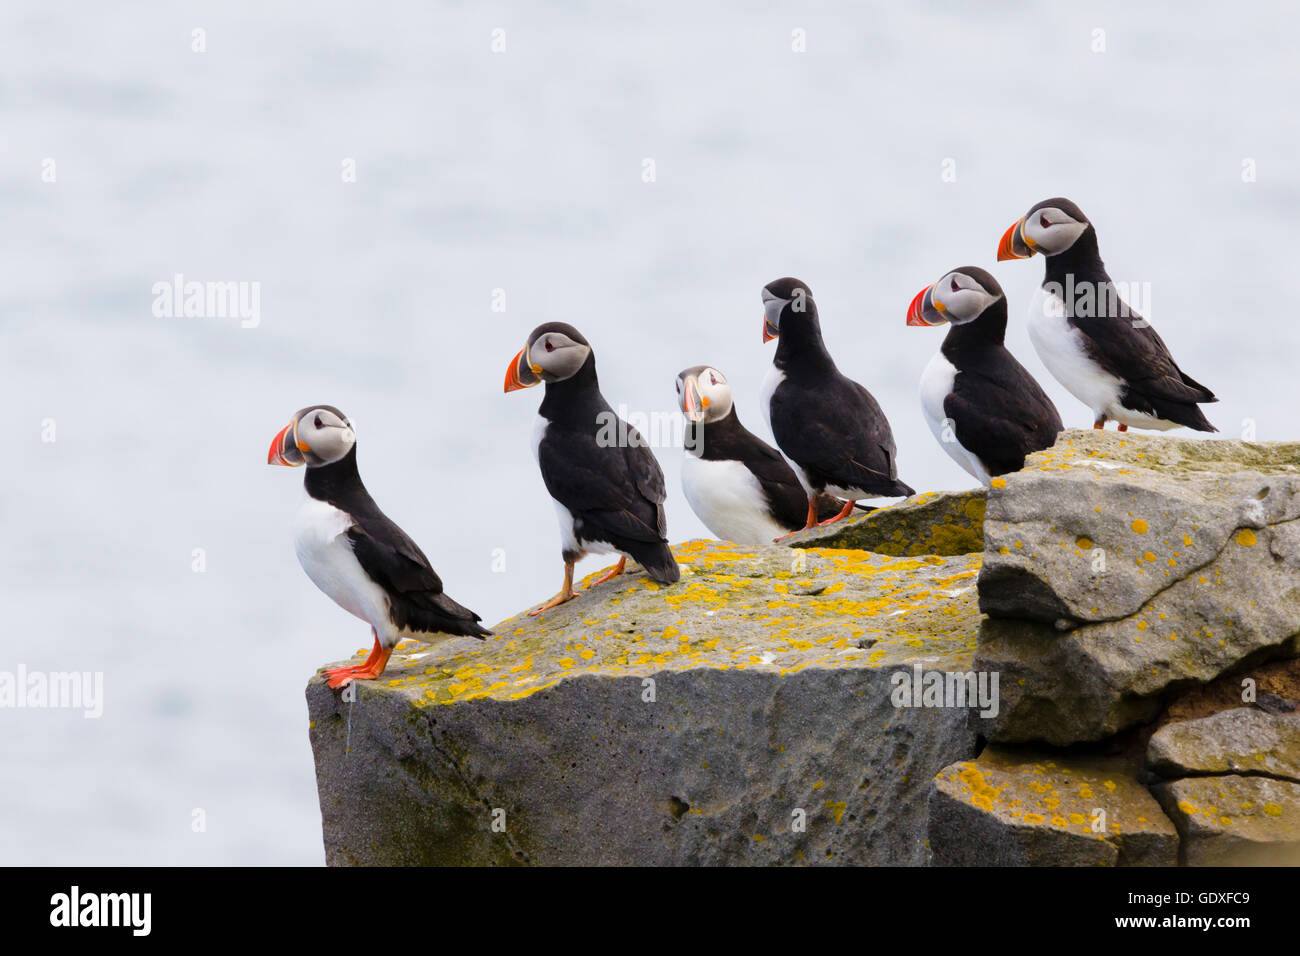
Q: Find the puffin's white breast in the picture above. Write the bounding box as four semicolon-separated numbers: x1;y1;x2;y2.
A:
757;364;816;493
759;364;785;435
681;453;788;545
530;414;548;463
919;351;991;485
293;496;391;636
1026;286;1124;421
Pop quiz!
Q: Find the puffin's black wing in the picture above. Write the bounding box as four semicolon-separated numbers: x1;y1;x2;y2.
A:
770;375;913;496
345;517;490;638
538;425;665;542
944;352;1064;477
624;423;670;539
538;419;679;582
538;424;681;587
1071;307;1217;430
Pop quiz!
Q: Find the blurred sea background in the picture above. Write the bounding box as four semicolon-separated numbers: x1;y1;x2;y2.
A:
2;1;1297;864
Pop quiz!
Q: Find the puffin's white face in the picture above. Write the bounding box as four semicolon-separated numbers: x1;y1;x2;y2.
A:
675;366;733;424
929;271;998;324
530;330;590;381
1000;200;1092;261
1019;205;1089;256
906;269;1003;328
294;407;356;465
505;327;593;391
268;405;355;467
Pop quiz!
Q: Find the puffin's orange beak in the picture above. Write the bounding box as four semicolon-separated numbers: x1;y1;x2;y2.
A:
906;286;932;326
267;421;304;466
997;218;1034;261
504;349;526;392
504;348;540;393
762;314;778;343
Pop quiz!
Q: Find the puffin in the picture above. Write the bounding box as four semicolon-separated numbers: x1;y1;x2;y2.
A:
505;323;679;613
906;267;1064;484
675;365;857;543
267;405;489;688
760;277;914;531
997;197;1217;432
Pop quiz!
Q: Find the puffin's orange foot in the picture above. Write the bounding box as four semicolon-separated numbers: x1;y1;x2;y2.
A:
1117;423;1128;432
816;500;856;527
530;561;577;615
528;591;576;616
323;665;362;689
1093;421;1105;430
323;635;393;688
589;556;627;587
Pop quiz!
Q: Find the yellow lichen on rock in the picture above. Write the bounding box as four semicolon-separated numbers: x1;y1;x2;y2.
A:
315;540;984;708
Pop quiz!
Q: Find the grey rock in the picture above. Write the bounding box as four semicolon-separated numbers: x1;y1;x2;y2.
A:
1256;692;1299;715
307;540;983;865
981;430;1300;625
1147;708;1300;783
928;747;1179;866
1153;775;1300;865
974;430;1300;745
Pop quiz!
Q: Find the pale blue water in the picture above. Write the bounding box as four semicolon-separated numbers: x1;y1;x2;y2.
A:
2;1;1296;864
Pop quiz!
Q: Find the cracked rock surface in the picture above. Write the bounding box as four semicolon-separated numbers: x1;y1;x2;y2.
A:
1147;705;1300;864
1148;707;1300;783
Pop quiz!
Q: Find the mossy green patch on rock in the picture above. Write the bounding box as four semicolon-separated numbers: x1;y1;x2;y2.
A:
785;490;985;557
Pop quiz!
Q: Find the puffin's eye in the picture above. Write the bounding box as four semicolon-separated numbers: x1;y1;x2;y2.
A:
950;277;961;292
544;340;554;352
1039;214;1051;228
314;414;323;428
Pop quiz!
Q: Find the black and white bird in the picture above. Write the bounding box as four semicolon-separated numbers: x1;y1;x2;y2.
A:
267;405;489;688
675;365;853;543
505;324;679;613
760;277;914;531
998;197;1217;432
906;267;1063;484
